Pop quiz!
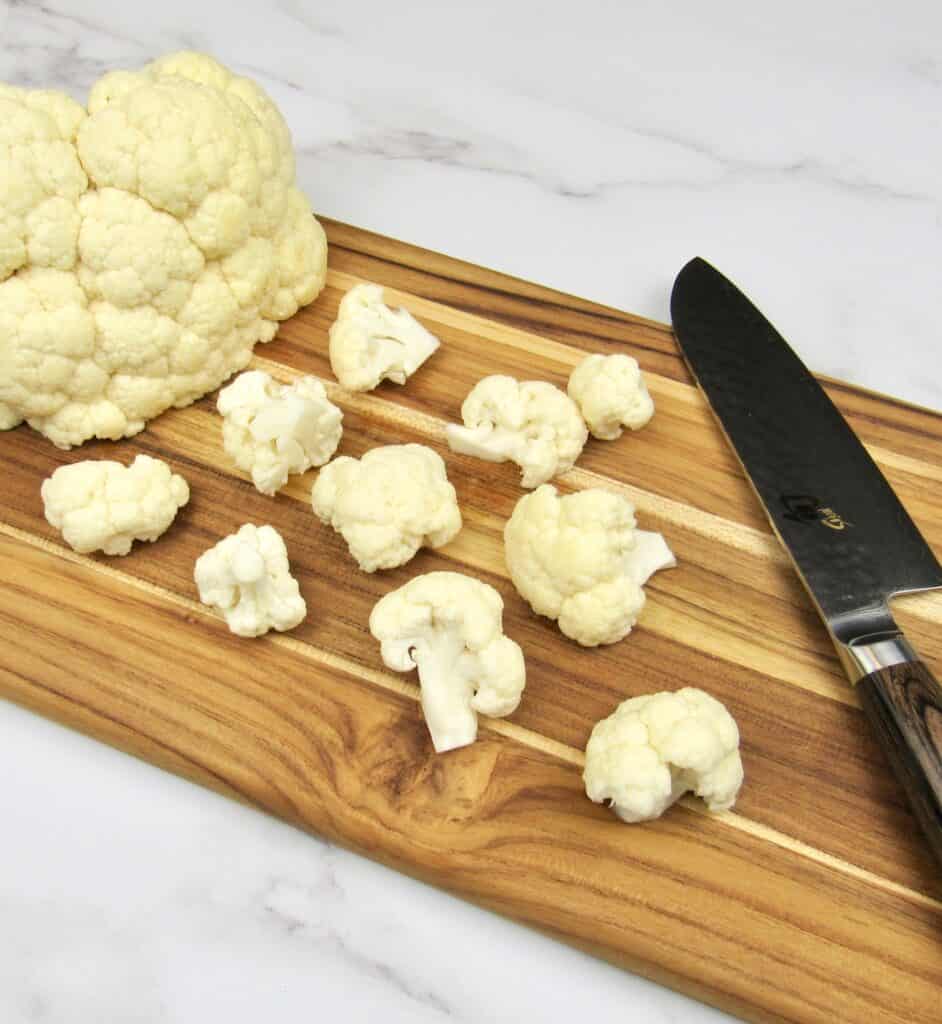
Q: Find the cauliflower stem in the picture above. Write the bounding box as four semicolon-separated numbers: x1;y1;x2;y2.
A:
388;628;479;753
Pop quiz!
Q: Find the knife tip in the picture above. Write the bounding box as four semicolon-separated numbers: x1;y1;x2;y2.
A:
672;257;712;319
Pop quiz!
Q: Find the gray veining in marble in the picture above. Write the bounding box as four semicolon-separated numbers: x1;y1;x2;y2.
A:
1;2;940;1021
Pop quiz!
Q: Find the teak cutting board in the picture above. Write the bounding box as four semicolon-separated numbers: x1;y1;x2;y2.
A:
2;219;941;1024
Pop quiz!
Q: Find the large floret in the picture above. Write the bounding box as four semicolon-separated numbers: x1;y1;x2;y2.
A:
503;484;675;646
445;375;588;488
0;52;327;448
369;571;526;752
311;444;462;572
41;453;189;555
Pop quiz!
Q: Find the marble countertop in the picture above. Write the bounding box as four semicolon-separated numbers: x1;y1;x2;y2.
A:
1;2;939;1021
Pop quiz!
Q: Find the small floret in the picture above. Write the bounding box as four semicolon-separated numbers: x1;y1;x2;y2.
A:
194;523;306;637
567;353;654;440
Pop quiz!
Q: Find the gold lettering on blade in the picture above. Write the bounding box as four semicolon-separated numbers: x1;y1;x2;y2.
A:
818;507;849;530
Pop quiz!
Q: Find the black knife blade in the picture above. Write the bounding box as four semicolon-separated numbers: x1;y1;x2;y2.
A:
671;257;942;867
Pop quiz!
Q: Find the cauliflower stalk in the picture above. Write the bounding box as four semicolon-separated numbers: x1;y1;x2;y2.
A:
41;453;189;555
446;375;588;488
329;282;440;392
217;370;342;495
503;484;675;646
0;51;327;449
194;523;306;637
369;571;526;752
584;688;744;822
568;353;654;440
311;444;462;572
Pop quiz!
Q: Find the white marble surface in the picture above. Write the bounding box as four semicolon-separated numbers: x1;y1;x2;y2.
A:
1;2;940;1021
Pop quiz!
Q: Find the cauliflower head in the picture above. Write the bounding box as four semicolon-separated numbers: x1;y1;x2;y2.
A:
41;453;189;555
584;688;744;823
311;443;462;572
218;370;342;495
328;282;440;392
0;52;327;449
567;353;654;440
369;571;526;752
194;523;306;637
503;484;675;646
445;375;588;488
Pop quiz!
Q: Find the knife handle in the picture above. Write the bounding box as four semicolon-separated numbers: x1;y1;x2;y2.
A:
855;654;942;868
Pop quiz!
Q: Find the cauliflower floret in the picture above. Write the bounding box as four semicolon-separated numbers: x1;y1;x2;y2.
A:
503;484;675;646
584;688;744;822
311;443;462;572
0;85;87;281
369;571;526;752
446;375;588;488
41;453;189;555
0;52;328;449
328;282;440;392
567;353;654;440
217;370;343;495
194;523;306;637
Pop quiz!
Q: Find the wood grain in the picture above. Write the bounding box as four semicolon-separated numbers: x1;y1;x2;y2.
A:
1;217;941;1023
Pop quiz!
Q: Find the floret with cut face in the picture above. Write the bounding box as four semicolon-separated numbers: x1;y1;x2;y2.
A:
328;282;440;392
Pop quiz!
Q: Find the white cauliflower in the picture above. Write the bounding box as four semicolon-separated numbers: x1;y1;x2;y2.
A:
0;52;328;449
217;370;342;495
194;523;306;637
445;375;588;488
503;484;675;646
40;453;189;555
584;688;744;823
328;282;440;392
369;571;526;752
567;353;654;440
311;444;462;572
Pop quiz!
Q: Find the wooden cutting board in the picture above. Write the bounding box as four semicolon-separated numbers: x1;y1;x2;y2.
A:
2;219;940;1024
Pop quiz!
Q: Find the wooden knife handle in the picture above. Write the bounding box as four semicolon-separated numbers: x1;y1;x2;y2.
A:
856;658;942;868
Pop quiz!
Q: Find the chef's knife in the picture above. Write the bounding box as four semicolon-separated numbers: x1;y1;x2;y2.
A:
670;257;942;867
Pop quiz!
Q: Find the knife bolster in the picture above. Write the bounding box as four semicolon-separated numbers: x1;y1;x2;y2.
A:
837;633;918;683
